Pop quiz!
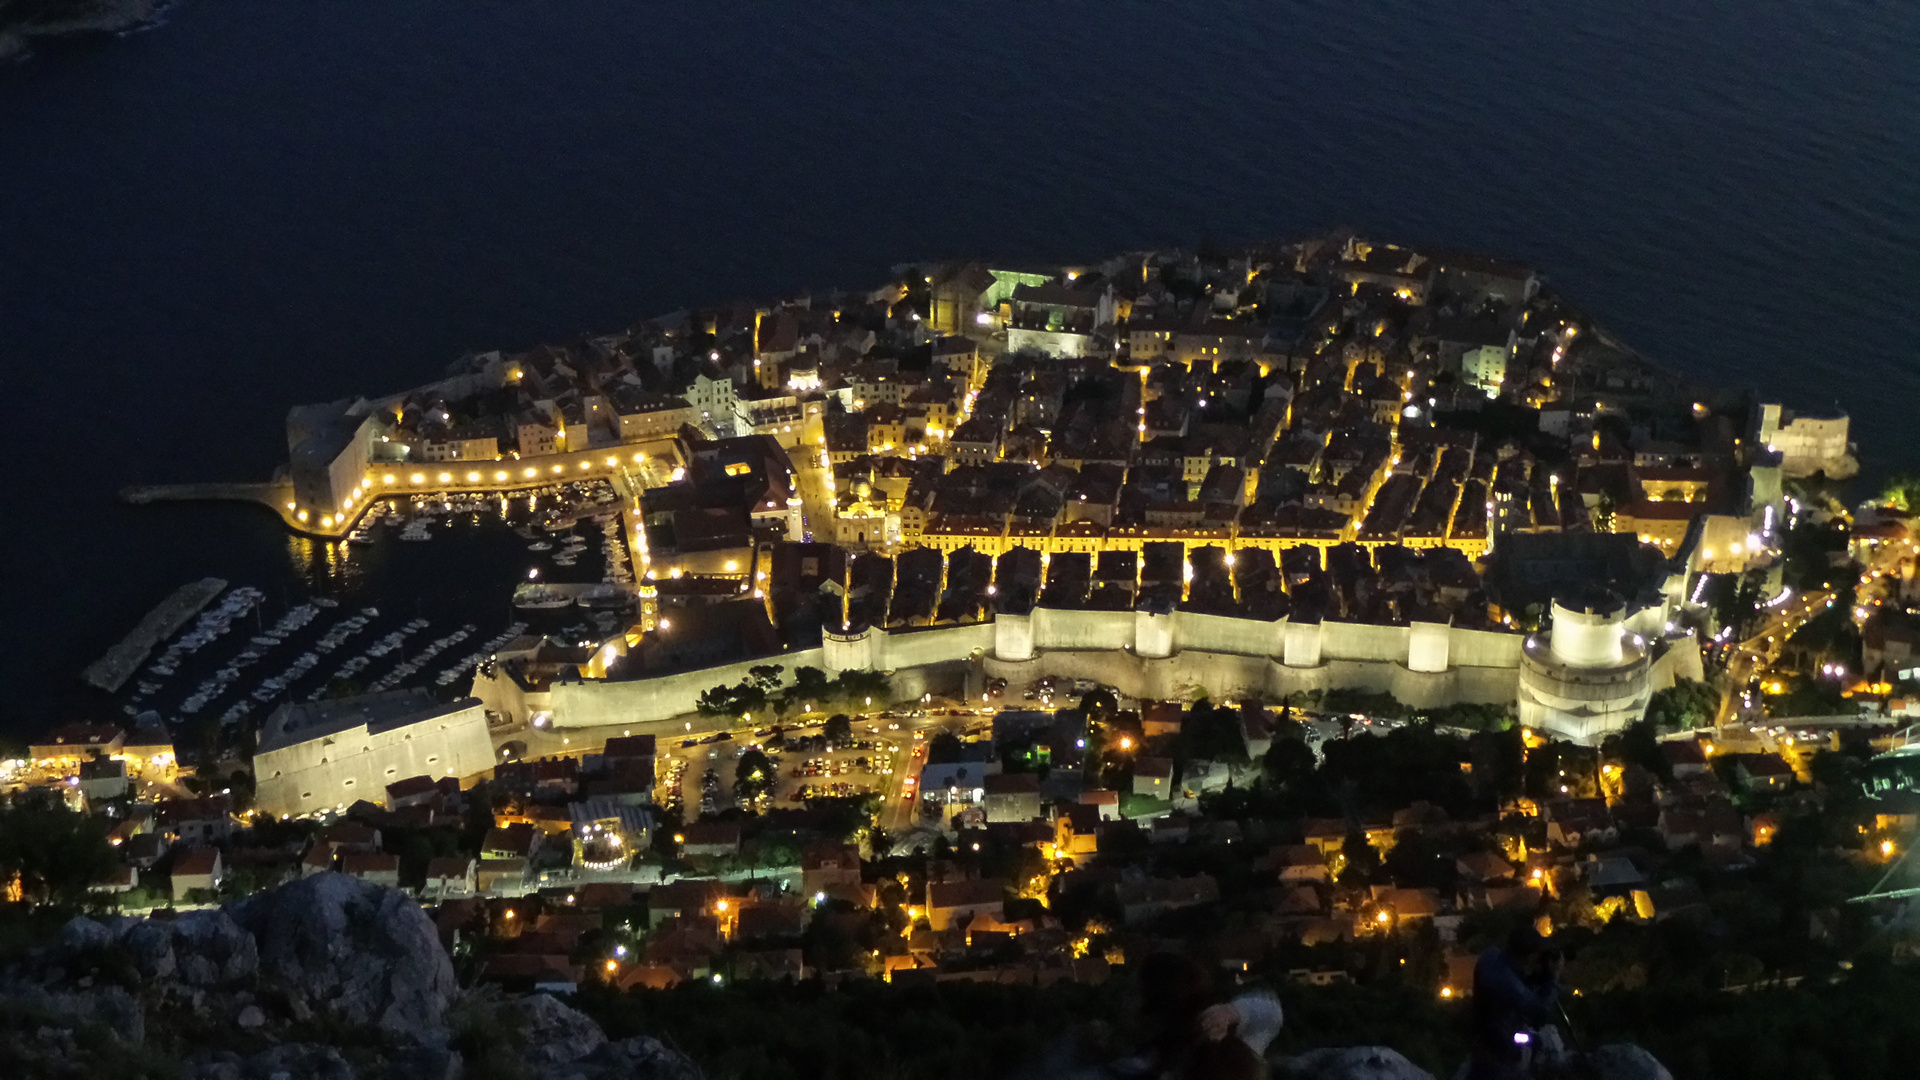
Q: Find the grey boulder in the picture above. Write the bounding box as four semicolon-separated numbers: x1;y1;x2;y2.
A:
1588;1044;1674;1080
170;910;259;988
228;873;457;1039
537;1035;705;1080
59;914;122;954
124;921;178;981
1278;1046;1436;1080
6;983;146;1046
245;1042;356;1080
516;992;609;1065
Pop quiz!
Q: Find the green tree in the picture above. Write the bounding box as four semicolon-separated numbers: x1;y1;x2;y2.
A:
735;749;775;801
926;730;965;765
1879;472;1920;513
1262;735;1318;791
1607;718;1672;781
785;666;833;712
1338;830;1381;887
832;669;892;710
823;714;853;746
1078;689;1118;720
0;799;118;906
1179;700;1249;765
1645;679;1719;732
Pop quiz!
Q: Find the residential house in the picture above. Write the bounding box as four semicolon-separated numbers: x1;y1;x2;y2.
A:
171;847;224;902
1116;874;1220;926
77;757;130;803
1076;789;1121;821
1054;805;1103;860
424;857;478;899
158;795;234;846
1542;798;1616;849
91;865;139;895
386;774;440;810
300;841;336;877
801;843;863;897
1454;850;1516;885
646;880;727;928
982;773;1043;824
680;821;742;859
925;878;1008;932
1132;757;1174;798
1257;844;1331;883
1657;801;1746;851
482;823;543;862
1661;739;1710;779
1733;754;1794;793
341;853;402;888
322;821;384;854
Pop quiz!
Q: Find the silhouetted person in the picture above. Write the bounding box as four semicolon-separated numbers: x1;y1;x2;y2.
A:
1466;925;1563;1080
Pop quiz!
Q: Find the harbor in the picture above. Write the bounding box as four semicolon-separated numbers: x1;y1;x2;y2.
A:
95;477;642;753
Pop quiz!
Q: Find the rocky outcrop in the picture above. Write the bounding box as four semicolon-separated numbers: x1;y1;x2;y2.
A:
0;0;165;62
1278;1042;1675;1080
1279;1046;1436;1080
1588;1044;1675;1080
540;1035;707;1080
515;993;610;1066
228;872;456;1038
170;910;259;988
4;877;703;1080
4;0;161;36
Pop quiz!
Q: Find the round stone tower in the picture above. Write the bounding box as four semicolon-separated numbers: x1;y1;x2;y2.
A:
1518;591;1651;744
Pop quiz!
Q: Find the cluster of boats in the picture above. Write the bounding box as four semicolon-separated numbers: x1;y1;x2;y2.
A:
133;586;267;688
363;623;478;694
313;609;377;655
600;516;634;585
433;622;528;688
531;531;590;567
173;601;324;715
366;618;433;658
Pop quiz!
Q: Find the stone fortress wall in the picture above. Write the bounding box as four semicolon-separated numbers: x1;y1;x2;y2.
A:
475;603;1677;735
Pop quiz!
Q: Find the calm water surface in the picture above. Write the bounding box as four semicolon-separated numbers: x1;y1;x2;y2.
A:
3;2;1918;736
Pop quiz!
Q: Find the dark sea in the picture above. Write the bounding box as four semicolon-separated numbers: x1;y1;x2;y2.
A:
3;2;1918;741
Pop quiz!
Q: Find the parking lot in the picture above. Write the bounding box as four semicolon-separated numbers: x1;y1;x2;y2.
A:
657;722;915;818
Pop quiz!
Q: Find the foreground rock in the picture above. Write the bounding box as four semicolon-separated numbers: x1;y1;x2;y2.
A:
0;876;703;1080
1279;1046;1436;1080
7;0;161;36
229;872;455;1038
1278;1042;1673;1080
0;0;164;62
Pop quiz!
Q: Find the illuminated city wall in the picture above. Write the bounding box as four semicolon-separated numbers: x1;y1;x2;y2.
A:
517;598;1545;731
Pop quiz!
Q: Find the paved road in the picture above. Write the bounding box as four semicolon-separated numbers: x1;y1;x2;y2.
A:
1716;588;1832;725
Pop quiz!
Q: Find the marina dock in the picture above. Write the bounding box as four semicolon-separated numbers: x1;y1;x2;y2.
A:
82;577;228;692
120;480;289;508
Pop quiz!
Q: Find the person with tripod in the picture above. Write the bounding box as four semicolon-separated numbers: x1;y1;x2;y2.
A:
1465;925;1564;1080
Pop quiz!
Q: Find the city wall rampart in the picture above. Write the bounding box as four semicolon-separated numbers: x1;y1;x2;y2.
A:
513;604;1530;730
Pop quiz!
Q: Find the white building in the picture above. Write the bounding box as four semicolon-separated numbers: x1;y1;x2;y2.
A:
254;690;495;818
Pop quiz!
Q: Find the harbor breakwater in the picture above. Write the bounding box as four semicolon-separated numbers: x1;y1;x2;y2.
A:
81;576;227;692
